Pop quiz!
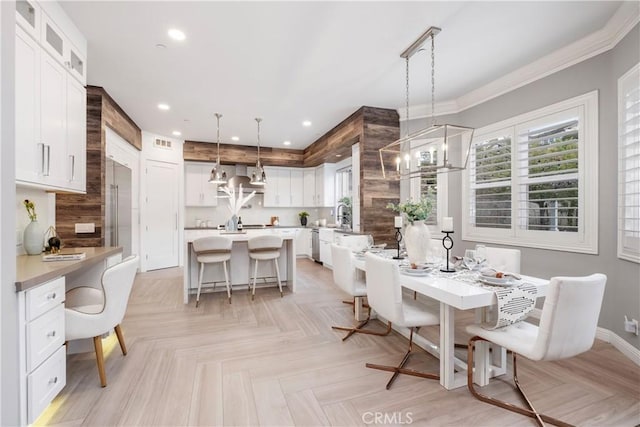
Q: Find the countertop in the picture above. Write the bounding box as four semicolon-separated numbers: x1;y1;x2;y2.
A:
184;225;309;230
16;247;123;292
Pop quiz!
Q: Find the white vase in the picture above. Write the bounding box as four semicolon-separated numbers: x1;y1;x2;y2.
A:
404;220;430;265
23;220;43;255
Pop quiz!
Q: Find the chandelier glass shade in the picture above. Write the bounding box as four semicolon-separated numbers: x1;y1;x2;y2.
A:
208;112;228;184
379;26;474;179
250;117;267;186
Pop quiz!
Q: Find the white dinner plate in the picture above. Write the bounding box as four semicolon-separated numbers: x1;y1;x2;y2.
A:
401;267;430;277
478;275;519;286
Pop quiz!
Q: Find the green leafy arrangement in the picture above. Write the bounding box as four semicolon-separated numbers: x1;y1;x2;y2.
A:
387;196;434;225
23;199;37;221
298;211;309;218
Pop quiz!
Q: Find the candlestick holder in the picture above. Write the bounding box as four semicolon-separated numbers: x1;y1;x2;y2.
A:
440;231;455;273
393;227;404;259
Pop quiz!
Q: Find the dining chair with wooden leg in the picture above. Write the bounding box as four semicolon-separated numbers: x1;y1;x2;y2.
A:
466;273;607;427
65;255;139;387
330;244;391;341
364;253;440;390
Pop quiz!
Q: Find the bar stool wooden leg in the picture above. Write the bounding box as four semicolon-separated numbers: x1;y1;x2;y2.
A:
223;260;231;303
196;262;205;307
274;258;283;297
252;259;259;300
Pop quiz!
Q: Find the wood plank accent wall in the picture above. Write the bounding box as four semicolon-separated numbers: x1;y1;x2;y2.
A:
56;87;141;247
183;141;303;167
303;106;400;245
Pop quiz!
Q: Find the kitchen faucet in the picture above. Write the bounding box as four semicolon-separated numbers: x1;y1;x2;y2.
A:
336;203;351;230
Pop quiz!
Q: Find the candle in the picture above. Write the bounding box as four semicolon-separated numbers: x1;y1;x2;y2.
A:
394;216;403;228
442;217;454;232
395;156;401;171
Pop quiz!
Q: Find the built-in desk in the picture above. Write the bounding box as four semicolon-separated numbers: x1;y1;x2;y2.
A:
15;247;123;425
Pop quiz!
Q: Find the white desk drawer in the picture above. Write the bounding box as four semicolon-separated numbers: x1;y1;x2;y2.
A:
27;304;65;372
27;345;66;424
26;276;65;321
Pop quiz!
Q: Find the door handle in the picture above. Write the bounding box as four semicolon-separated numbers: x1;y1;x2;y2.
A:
45;145;51;176
114;185;119;245
38;143;45;174
69;155;75;181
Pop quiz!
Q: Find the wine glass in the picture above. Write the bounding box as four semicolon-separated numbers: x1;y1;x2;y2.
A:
463;249;476;270
474;245;487;265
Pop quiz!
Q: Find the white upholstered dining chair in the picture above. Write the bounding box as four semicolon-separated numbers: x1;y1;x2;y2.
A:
364;253;440;389
330;244;391;341
192;236;233;306
481;246;521;273
65;255;139;387
466;273;607;426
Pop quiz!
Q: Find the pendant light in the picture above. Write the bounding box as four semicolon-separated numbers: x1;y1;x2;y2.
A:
208;113;228;184
379;27;474;178
250;117;267;185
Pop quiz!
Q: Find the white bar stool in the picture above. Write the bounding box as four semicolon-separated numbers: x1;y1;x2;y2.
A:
192;236;233;307
247;235;284;300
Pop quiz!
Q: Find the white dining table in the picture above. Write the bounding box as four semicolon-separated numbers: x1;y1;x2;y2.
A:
353;252;549;390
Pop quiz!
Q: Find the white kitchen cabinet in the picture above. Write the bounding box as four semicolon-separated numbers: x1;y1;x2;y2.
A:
290;169;304;206
296;228;312;257
319;228;334;267
264;167;305;207
303;169;316;206
15;2;87;193
185;162;218;207
315;164;337;207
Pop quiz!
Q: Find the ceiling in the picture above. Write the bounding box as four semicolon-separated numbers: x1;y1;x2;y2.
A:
60;1;622;150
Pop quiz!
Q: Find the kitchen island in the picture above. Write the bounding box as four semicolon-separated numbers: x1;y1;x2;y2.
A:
183;229;297;304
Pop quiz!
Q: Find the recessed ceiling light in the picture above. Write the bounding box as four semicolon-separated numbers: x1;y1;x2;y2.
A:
302;120;312;127
231;136;239;142
172;131;181;136
283;141;291;146
336;154;342;157
168;28;186;41
155;43;167;49
157;103;170;111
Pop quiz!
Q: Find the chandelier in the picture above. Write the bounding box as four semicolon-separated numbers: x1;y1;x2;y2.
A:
208;113;228;184
250;117;267;185
380;27;474;178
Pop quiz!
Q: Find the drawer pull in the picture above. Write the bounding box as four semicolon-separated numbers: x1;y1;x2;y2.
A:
49;376;58;385
47;331;56;338
47;292;57;300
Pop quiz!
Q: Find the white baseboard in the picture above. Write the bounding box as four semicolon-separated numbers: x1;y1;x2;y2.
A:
530;308;640;366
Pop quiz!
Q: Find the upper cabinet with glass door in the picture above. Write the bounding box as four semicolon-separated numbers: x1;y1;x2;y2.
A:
17;0;87;85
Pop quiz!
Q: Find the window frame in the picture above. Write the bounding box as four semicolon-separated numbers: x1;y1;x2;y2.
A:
618;63;640;263
462;91;599;254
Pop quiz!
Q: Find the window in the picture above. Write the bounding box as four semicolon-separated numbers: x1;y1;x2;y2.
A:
463;91;598;253
410;140;448;231
618;63;640;263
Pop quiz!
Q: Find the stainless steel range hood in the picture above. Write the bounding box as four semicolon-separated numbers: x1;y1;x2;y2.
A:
218;165;265;194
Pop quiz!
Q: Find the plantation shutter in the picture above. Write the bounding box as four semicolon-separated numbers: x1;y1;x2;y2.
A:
619;63;640;262
516;113;579;232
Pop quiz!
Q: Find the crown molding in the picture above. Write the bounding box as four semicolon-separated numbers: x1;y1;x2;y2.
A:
398;2;639;122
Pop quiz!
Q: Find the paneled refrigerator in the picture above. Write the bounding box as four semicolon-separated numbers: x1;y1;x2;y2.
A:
105;158;132;257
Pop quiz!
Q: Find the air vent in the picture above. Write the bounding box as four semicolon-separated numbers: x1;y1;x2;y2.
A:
154;138;172;149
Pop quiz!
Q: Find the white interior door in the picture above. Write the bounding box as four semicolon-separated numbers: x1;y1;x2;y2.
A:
145;160;179;270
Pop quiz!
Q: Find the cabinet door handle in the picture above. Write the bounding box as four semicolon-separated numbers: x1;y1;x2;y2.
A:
38;143;45;174
45;145;51;176
47;292;56;300
49;376;58;385
69;155;75;181
47;330;56;338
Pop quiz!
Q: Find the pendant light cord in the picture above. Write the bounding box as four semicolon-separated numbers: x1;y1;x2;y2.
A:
430;32;436;127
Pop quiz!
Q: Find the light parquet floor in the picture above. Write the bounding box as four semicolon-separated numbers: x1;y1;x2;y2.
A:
41;259;640;426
